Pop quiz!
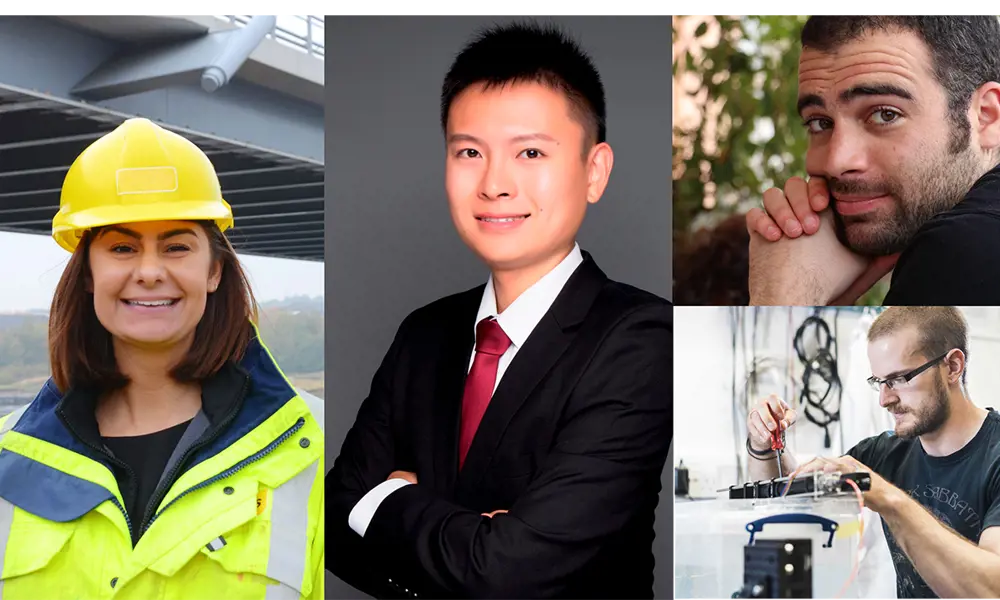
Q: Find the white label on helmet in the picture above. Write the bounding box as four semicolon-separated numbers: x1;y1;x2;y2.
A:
116;167;179;196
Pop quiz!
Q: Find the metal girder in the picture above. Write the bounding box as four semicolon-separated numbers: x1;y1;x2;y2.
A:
72;16;277;101
0;83;324;261
0;17;323;162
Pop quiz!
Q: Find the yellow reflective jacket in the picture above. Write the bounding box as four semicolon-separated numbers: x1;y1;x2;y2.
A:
0;335;324;600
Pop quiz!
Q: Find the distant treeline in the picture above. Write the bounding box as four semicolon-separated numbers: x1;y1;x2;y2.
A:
0;296;324;389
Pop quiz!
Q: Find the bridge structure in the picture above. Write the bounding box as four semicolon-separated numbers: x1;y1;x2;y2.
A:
0;15;324;261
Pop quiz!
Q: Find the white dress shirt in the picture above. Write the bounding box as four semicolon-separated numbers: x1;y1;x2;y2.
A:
348;244;585;537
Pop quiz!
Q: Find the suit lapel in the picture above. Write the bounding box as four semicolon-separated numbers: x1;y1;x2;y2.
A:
456;255;608;490
428;291;478;494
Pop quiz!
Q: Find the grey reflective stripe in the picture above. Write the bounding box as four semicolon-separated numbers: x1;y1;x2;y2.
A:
156;410;210;492
205;535;226;552
0;497;15;583
293;388;324;433
0;404;29;440
265;459;318;598
0;404;29;590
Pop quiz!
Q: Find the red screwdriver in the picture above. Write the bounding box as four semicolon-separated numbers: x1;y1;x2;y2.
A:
766;403;786;478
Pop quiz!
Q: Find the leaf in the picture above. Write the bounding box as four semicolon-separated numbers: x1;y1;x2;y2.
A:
674;16;809;233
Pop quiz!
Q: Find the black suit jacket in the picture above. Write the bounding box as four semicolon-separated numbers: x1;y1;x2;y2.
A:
327;254;673;598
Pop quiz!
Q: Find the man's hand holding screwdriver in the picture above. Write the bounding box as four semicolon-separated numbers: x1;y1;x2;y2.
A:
747;395;800;481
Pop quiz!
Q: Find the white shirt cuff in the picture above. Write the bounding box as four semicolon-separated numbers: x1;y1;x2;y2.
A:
348;478;413;537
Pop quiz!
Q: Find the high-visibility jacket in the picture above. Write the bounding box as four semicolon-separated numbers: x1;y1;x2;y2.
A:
0;336;324;600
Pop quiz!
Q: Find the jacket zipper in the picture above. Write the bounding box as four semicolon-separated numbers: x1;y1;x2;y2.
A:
56;409;137;541
137;376;251;536
142;416;305;532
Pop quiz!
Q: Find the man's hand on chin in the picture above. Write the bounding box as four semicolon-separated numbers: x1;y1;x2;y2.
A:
745;177;900;305
749;208;874;305
388;470;418;484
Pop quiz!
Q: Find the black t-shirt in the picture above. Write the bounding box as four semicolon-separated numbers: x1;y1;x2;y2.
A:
883;164;1000;305
847;409;1000;598
103;419;191;546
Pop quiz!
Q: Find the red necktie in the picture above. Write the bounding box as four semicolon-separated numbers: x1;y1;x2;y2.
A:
458;317;512;470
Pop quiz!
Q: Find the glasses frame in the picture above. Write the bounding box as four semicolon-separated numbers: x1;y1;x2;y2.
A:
867;350;952;391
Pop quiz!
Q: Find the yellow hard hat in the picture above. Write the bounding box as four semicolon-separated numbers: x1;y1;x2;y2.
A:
53;117;234;253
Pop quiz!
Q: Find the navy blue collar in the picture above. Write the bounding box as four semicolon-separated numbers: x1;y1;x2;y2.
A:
9;334;297;469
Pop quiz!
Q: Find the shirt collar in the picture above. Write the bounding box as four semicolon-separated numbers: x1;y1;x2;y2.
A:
474;243;584;348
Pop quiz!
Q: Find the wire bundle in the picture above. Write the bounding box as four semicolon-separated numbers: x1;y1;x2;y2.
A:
793;313;843;449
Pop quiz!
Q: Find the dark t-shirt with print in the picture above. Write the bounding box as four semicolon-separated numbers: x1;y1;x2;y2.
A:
847;409;1000;598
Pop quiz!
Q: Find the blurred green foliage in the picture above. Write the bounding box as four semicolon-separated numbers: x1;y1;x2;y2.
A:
673;15;809;234
0;301;325;390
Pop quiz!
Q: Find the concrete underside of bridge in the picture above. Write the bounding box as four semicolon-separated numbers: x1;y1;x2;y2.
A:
0;16;324;261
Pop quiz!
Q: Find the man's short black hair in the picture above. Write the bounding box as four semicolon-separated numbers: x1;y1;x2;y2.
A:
440;21;606;146
801;16;1000;153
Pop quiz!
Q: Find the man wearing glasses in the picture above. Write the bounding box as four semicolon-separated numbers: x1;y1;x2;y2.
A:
746;306;1000;598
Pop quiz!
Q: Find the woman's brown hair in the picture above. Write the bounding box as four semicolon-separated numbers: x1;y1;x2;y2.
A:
47;221;260;392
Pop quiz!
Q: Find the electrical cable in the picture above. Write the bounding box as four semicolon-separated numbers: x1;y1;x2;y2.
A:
778;468;865;596
780;463;807;497
732;306;794;483
785;307;794;431
834;308;847;455
793;312;843;449
731;307;743;483
835;478;866;599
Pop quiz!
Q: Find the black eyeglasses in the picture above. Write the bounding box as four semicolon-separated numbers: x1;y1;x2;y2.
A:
866;351;951;391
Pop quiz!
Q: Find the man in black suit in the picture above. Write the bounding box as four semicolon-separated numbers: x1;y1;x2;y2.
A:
327;22;673;599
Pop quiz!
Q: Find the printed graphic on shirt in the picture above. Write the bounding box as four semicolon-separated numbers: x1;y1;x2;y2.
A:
884;482;986;598
909;484;983;533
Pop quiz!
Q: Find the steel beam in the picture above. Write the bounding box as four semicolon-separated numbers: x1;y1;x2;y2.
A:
72;16;277;101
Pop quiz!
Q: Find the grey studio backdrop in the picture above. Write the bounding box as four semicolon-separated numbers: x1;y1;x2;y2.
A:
324;16;673;598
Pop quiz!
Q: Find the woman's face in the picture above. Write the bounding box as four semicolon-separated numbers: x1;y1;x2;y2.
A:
88;220;221;351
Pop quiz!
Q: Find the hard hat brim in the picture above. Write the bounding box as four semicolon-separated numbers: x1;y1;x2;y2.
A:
52;200;235;253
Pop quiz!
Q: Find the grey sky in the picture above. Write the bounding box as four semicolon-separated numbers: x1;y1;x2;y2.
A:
0;231;323;312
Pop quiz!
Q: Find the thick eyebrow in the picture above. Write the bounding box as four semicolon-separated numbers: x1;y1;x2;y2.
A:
875;359;923;380
798;84;915;116
447;133;484;145
446;132;559;145
874;367;909;380
98;225;197;241
839;84;914;104
510;133;559;144
797;93;825;116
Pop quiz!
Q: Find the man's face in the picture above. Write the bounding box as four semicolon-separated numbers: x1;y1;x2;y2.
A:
444;81;603;273
867;327;951;439
799;29;985;256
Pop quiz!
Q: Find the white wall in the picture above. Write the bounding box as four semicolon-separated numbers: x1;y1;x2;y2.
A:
674;306;1000;496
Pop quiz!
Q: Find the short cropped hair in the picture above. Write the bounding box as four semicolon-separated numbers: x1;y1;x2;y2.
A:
440;21;607;146
801;16;1000;152
868;306;969;384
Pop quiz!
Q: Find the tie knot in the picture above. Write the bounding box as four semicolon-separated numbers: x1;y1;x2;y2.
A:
475;318;511;356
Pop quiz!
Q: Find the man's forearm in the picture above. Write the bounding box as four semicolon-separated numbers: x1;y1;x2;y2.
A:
750;287;827;306
881;492;1000;597
748;244;829;306
747;447;799;481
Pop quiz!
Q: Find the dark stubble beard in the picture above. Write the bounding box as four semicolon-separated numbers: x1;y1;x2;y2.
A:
895;370;951;439
831;141;984;256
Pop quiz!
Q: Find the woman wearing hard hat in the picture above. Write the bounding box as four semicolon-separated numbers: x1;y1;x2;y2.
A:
0;118;324;599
